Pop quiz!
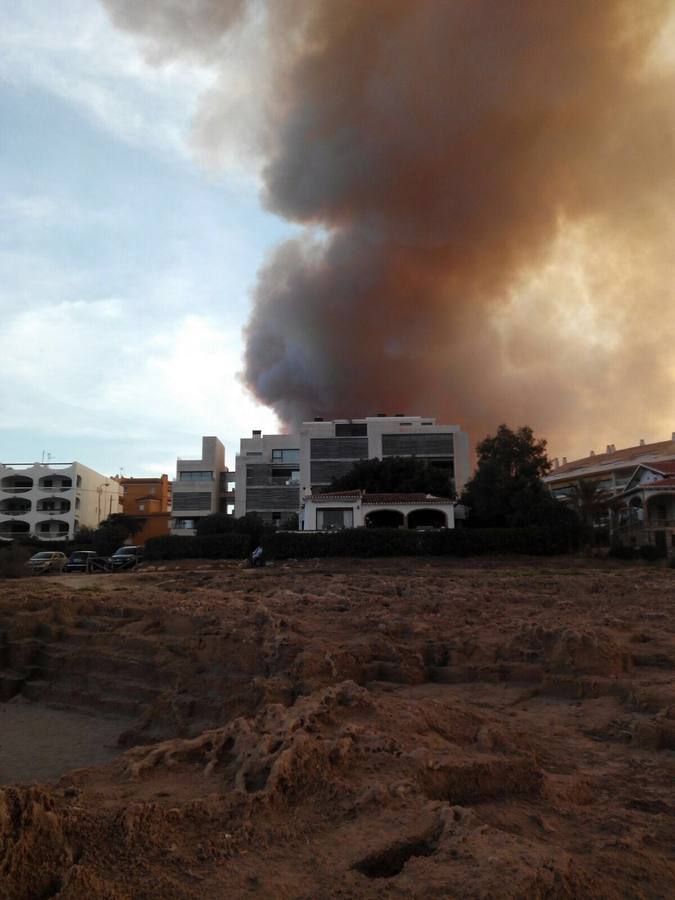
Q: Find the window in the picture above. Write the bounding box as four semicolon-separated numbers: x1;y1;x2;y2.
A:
246;451;263;456
335;423;367;437
139;503;145;511
173;518;196;529
317;508;353;530
272;512;281;521
179;471;214;481
76;475;82;487
149;487;156;495
43;478;53;487
271;449;299;463
75;497;80;510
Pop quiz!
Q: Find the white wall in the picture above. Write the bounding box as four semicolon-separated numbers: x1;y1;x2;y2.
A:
0;461;121;540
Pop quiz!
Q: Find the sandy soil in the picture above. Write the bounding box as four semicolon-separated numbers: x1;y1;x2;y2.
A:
0;556;673;898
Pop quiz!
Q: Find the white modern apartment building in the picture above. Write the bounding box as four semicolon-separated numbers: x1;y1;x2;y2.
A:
299;414;471;498
234;415;470;526
171;436;232;535
0;462;122;541
233;431;300;525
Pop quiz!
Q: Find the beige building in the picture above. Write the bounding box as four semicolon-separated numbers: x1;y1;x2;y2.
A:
544;434;675;502
171;436;232;535
609;462;675;557
234;431;299;525
0;461;122;541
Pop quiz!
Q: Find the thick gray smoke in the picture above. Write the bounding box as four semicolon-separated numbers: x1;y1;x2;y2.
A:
104;0;675;456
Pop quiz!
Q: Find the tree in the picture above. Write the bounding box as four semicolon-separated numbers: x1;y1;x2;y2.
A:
92;514;143;555
567;479;607;546
461;424;577;528
195;513;237;536
327;456;453;497
195;512;270;545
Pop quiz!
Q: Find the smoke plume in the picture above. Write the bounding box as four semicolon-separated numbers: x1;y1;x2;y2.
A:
104;0;675;457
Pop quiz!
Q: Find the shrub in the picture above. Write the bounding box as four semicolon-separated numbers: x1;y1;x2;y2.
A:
0;542;33;578
144;533;250;561
264;524;578;560
638;544;666;562
608;544;636;560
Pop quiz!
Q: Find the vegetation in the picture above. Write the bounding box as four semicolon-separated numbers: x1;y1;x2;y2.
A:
461;424;577;529
91;514;143;556
144;533;250;560
0;542;33;578
195;512;270;545
264;525;578;560
327;456;452;497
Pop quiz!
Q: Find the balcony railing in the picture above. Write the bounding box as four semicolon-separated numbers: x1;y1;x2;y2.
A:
38;485;72;492
1;486;32;494
0;508;30;516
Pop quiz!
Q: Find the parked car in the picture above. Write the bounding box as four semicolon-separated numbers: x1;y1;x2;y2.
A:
109;545;144;571
65;550;110;573
26;551;68;575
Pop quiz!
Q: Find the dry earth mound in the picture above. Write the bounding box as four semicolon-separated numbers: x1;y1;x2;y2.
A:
0;558;673;897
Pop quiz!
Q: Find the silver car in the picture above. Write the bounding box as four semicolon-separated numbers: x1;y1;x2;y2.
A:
26;551;68;574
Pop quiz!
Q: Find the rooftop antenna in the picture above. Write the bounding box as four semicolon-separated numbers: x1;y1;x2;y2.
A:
41;451;53;464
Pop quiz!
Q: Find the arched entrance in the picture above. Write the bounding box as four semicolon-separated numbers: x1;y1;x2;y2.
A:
364;509;405;528
407;508;447;530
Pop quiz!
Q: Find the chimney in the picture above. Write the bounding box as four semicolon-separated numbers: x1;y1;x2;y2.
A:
252;429;261;437
552;457;559;469
672;432;675;441
640;438;645;446
606;444;615;454
590;450;595;456
562;457;567;465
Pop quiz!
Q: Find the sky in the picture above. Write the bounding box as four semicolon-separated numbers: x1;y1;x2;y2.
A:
2;2;674;480
0;0;285;477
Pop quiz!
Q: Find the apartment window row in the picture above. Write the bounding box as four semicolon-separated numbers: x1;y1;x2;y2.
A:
179;470;214;481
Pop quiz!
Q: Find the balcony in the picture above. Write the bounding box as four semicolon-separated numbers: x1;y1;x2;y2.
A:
0;520;30;539
36;497;71;515
0;498;31;515
35;520;70;538
1;476;33;494
38;476;72;492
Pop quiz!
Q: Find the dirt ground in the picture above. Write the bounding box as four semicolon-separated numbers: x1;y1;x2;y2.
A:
0;556;673;899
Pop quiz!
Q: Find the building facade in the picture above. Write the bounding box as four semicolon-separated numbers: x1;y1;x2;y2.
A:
119;474;172;545
234;415;470;526
233;431;300;525
170;437;232;535
299;415;470;498
0;462;122;541
609;462;675;557
302;490;455;531
544;435;675;502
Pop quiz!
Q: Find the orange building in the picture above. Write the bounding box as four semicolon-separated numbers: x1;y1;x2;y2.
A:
119;474;172;545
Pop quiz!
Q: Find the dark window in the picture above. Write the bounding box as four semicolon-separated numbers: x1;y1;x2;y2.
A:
179;471;214;481
335;423;367;437
310;437;368;459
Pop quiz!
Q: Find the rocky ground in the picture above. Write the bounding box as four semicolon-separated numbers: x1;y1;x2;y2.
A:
0;556;673;899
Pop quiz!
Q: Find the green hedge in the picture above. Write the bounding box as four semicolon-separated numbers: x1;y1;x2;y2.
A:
144;533;251;560
264;525;578;560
